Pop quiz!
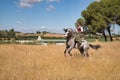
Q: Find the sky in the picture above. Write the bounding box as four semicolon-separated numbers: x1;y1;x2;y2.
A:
1;0;118;34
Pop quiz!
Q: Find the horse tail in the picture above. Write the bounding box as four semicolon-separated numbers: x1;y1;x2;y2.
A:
89;44;101;49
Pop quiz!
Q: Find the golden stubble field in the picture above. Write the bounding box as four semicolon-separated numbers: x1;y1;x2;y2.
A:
0;42;120;80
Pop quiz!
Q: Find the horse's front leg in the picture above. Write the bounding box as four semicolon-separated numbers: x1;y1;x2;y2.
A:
67;45;74;56
64;45;69;57
68;50;72;56
64;48;67;57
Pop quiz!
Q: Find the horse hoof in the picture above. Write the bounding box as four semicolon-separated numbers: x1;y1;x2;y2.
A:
69;54;72;56
64;54;66;57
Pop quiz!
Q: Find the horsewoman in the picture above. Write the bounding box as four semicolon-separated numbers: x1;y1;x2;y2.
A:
76;22;83;32
74;22;85;48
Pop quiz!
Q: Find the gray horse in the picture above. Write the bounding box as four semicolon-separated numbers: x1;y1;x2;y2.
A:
63;28;101;57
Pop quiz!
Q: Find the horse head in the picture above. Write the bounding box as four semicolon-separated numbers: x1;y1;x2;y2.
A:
63;28;73;38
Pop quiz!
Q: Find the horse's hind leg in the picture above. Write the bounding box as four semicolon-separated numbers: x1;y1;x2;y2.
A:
86;50;89;57
79;47;85;56
84;49;89;57
84;50;89;57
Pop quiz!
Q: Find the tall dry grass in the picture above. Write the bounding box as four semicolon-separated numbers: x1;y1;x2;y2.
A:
0;42;120;80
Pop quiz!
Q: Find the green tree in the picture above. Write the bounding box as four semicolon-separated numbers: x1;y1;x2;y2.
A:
9;28;15;38
0;30;8;38
76;18;85;27
81;0;120;42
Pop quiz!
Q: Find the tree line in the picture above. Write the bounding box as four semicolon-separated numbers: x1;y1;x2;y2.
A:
0;29;15;38
76;0;120;42
0;29;64;40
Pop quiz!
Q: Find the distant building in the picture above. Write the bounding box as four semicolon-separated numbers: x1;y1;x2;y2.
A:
37;36;42;41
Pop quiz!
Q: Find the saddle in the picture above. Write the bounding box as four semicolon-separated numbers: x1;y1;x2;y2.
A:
73;32;85;43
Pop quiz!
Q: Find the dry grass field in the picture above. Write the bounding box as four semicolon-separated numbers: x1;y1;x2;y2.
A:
0;42;120;80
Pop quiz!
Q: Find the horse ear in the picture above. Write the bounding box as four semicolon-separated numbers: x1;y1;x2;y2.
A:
63;28;67;32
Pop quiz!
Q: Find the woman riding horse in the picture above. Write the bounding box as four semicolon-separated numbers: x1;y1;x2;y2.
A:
63;28;101;57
